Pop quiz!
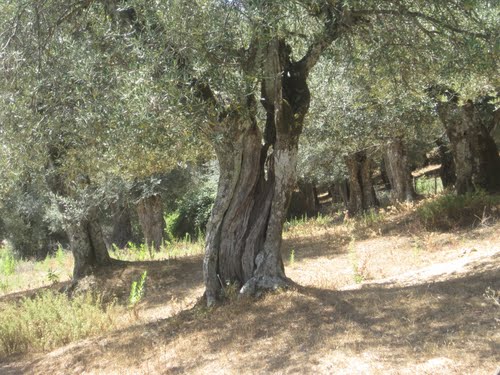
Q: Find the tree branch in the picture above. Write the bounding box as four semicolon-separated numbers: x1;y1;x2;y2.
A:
351;8;491;40
297;1;366;75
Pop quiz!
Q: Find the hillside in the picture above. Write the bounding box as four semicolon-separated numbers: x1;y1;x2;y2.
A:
1;211;499;375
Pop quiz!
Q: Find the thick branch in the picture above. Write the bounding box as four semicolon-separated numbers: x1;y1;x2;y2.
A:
298;2;364;75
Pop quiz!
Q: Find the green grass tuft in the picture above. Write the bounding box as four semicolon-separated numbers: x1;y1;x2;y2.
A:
0;290;117;358
417;191;500;230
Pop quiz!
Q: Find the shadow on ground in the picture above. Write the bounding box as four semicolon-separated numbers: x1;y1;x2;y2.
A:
3;259;498;374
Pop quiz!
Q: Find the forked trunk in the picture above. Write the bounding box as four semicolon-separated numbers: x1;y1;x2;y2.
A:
203;39;309;305
345;151;378;215
436;97;500;194
384;139;416;203
136;194;164;252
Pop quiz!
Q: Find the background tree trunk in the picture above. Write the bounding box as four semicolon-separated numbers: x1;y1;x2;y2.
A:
435;137;456;189
345;151;378;215
69;207;111;279
110;201;133;249
288;180;318;218
384;139;416;203
46;149;111;280
436;98;500;194
136;194;164;252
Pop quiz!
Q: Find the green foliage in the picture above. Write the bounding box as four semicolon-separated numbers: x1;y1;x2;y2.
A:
166;169;217;240
46;269;60;284
129;271;148;309
415;176;443;196
348;236;365;284
0;246;16;276
417;191;500;230
0;291;116;357
126;242;150;261
359;209;383;227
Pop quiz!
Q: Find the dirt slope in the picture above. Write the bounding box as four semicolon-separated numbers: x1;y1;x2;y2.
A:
1;221;499;375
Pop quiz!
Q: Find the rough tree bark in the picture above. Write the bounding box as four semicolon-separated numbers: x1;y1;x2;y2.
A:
68;207;111;279
434;92;500;194
345;151;379;215
136;194;164;252
384;138;416;203
435;137;456;189
110;201;133;249
288;180;318;218
203;39;315;305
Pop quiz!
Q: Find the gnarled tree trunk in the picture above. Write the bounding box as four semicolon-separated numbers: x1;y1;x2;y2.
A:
203;39;310;305
345;151;378;215
384;138;416;203
436;96;500;194
69;207;111;279
136;194;164;252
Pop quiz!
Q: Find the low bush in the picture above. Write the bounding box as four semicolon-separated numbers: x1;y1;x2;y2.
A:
0;291;117;358
416;191;500;230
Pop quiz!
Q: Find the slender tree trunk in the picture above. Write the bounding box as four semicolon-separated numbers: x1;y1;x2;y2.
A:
384;138;416;203
110;201;133;249
345;151;379;215
436;97;500;194
203;39;310;305
136;194;164;252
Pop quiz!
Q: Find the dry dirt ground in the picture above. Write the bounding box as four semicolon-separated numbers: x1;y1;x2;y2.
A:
1;216;499;375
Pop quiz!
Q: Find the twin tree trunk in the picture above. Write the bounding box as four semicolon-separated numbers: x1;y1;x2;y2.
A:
136;194;165;252
203;39;310;305
383;139;416;203
345;151;379;215
68;207;111;280
436;97;500;194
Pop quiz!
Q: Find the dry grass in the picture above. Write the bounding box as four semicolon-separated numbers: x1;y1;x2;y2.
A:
1;200;499;374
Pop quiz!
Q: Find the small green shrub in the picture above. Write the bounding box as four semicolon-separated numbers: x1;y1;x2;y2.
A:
47;269;60;284
0;248;16;276
166;185;215;240
415;176;443;196
417;191;500;230
129;271;148;309
0;291;116;357
359;208;382;227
